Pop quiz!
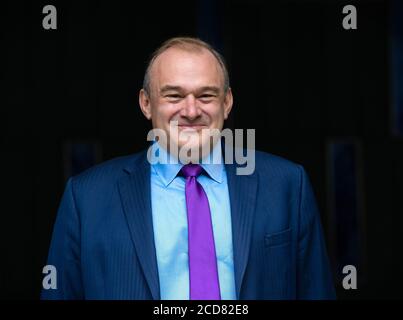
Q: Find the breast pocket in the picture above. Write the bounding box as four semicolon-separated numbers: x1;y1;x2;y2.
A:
263;228;292;299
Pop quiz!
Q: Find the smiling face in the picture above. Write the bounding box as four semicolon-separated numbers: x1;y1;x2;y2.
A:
139;47;233;160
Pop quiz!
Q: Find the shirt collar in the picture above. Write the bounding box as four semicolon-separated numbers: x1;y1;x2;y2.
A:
150;139;224;187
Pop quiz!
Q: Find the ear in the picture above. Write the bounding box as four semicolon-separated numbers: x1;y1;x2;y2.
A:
223;87;233;120
139;89;152;120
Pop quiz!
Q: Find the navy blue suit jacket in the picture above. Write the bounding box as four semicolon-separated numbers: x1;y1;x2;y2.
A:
41;148;336;299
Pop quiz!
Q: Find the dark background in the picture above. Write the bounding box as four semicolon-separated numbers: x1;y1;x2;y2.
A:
1;0;402;299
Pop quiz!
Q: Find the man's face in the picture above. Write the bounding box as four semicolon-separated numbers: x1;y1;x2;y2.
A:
139;47;233;159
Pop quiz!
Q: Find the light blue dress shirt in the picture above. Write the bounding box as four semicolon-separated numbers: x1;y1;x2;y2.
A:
149;140;236;300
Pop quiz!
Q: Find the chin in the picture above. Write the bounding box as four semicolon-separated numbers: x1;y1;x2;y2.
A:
177;141;202;151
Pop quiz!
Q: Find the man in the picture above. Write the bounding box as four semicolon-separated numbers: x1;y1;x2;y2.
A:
42;37;336;300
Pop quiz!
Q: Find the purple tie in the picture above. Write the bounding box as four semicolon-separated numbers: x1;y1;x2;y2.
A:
180;164;221;300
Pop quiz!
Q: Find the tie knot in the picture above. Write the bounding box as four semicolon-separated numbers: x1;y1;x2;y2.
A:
180;164;203;178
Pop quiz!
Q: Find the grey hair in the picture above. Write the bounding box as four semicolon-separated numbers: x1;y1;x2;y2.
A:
142;37;230;96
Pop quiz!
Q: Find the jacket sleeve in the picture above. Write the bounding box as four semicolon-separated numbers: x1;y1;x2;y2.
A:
296;166;336;299
41;177;84;299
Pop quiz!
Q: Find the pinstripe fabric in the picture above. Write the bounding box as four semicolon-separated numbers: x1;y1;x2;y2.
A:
41;145;335;300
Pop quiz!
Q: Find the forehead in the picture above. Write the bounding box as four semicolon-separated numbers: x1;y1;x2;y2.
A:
150;47;223;89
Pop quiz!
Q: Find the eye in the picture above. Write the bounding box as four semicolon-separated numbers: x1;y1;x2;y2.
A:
199;94;216;101
165;94;183;102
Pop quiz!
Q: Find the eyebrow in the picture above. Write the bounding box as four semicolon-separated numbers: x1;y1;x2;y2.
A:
160;85;221;95
160;85;183;94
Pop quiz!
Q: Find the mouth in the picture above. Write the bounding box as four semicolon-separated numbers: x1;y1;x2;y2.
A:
178;125;207;131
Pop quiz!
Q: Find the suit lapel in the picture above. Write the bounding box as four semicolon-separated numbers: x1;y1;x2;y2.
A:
118;151;160;300
117;144;258;300
225;161;258;299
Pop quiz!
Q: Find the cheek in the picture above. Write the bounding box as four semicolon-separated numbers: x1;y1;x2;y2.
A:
152;105;176;125
201;101;220;112
206;106;225;124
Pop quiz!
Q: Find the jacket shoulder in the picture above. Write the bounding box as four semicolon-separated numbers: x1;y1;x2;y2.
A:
254;150;305;182
69;149;147;187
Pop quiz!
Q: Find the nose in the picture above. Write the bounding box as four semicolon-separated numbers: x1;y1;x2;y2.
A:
180;94;201;120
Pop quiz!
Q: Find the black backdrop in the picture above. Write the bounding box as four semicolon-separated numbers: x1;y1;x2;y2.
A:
1;0;402;299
